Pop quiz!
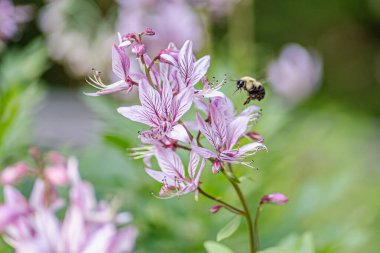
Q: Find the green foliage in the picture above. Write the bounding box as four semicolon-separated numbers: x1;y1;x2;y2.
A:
205;241;235;253
0;39;48;165
217;216;242;242
260;233;314;253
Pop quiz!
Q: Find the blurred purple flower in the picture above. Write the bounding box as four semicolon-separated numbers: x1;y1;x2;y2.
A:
260;193;288;205
189;0;240;21
116;0;204;55
267;43;322;104
0;163;28;185
0;157;138;253
0;0;32;44
39;0;115;77
145;148;205;199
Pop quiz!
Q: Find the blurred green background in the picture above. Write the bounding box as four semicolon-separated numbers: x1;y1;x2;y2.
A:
0;0;379;252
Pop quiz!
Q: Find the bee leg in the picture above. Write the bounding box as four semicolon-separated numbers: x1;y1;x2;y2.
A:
243;97;251;105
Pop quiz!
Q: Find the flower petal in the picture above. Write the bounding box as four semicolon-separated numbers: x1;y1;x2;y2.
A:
112;45;130;80
167;124;190;143
178;40;194;87
117;105;155;127
155;148;185;179
139;79;163;121
226;116;250;150
171;87;193;122
191;55;210;86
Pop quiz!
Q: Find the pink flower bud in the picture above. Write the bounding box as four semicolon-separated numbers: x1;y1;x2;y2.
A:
210;205;222;214
0;163;28;185
246;131;264;142
144;27;155;36
211;160;221;174
131;44;146;57
28;146;40;159
44;166;68;186
47;151;65;165
260;193;288;205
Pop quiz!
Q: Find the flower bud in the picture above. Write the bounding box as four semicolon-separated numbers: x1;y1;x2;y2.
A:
131;44;146;57
44;166;68;186
246;131;264;142
144;27;155;36
260;193;288;205
211;160;221;174
0;163;28;185
210;205;222;214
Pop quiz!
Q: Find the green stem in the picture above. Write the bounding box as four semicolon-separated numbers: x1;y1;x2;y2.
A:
224;164;256;253
198;187;244;215
253;203;262;251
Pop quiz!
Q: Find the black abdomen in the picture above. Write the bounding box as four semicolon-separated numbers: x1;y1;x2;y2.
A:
249;86;265;101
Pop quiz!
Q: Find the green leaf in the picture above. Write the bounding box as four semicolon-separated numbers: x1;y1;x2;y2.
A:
259;232;315;253
216;216;241;242
204;241;234;253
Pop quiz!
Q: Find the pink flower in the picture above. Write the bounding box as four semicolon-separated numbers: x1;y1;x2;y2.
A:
260;193;288;205
85;45;138;96
131;44;146;57
117;78;193;143
176;40;210;89
0;157;138;253
145;148;205;199
193;98;266;173
267;43;322;104
0;162;28;185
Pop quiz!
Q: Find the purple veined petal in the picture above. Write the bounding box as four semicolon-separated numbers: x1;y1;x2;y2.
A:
239;142;267;155
84;80;132;97
160;75;173;117
117;105;156;127
194;157;205;185
155;148;185;179
226;116;250;150
199;90;225;98
240;105;261;117
61;206;86;253
190;55;210;87
167;124;190;143
178;40;194;87
112;45;130;80
160;54;178;67
108;226;138;253
139;79;163;121
145;169;177;188
194;97;208;114
188;151;200;179
209;100;227;147
191;144;217;159
82;224;116;253
171;87;193;122
195;113;219;151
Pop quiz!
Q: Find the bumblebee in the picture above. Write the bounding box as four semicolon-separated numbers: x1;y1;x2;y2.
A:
236;76;265;105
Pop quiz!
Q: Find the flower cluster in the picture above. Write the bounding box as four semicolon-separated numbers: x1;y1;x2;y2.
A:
0;0;32;45
0;149;137;253
86;29;266;199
